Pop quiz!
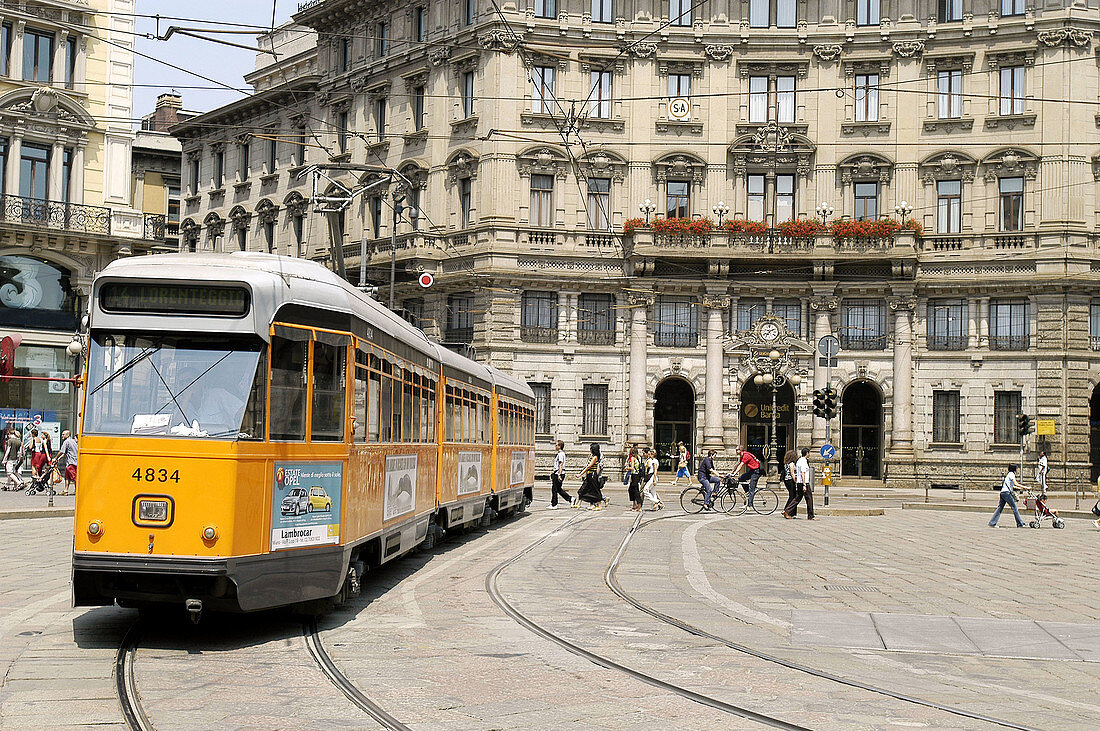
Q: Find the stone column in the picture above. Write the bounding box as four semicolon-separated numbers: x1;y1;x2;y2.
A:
702;293;730;451
809;290;838;444
626;292;654;446
888;293;918;457
48;140;64;202
71;144;85;204
5;133;21;197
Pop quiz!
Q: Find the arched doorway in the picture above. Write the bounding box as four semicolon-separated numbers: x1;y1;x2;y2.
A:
653;378;694;471
1090;385;1100;481
841;381;882;478
739;379;795;466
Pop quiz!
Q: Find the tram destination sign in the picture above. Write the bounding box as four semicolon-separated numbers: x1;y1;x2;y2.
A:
100;283;250;317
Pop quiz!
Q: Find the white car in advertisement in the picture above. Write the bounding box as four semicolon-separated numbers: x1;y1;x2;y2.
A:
280;487;309;516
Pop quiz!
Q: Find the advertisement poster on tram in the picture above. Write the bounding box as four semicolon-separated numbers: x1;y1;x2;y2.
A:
384;454;417;521
270;462;343;551
457;451;481;496
509;451;526;486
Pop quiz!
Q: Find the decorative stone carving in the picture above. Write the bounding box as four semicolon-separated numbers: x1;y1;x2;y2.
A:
809;295;839;312
703;44;734;62
255;199;279;225
813;44;844;62
428;46;452;66
738;61;808;79
203;212;225;239
284;191;310;217
653;153;706;184
626;42;657;59
892;40;925;58
516;146;571;179
228;206;251;231
478;30;518;53
1037;28;1092;48
702;294;731;309
888;296;918;312
581;151;627;182
980;148;1039;182
838;154;893;184
403;71;429;92
447;151;479;184
626;292;655;307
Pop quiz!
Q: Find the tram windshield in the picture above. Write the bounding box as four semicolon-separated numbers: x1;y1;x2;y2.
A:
84;333;266;440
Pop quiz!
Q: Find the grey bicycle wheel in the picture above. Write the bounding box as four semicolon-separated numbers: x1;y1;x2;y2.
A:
679;486;705;514
751;488;779;516
718;487;745;515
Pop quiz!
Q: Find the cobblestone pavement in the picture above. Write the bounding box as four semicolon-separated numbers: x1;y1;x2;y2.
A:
1;504;1099;729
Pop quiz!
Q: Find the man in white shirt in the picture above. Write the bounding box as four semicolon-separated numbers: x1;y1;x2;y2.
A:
794;448;816;520
989;463;1026;528
1036;450;1048;494
549;441;573;509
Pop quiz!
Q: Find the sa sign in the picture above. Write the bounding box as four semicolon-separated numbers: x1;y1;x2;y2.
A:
418;271;434;289
668;97;690;121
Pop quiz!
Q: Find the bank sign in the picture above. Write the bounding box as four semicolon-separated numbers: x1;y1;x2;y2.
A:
270;462;343;551
741;401;793;421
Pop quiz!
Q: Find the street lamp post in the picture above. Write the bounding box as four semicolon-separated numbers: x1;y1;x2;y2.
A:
815;202;834;226
638;199;657;224
746;315;802;486
712;200;729;226
894;200;912;220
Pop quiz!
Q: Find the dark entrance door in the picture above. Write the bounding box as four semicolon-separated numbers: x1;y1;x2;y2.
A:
841;381;882;478
1091;386;1100;481
654;378;694;471
739;380;795;468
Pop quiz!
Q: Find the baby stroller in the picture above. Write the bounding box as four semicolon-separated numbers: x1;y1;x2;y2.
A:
24;459;59;496
1023;487;1065;529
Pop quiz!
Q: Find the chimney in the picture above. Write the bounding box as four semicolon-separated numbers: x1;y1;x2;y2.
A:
151;92;183;132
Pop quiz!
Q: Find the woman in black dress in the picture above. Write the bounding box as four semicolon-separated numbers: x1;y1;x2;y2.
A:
576;443;607;509
781;449;800;519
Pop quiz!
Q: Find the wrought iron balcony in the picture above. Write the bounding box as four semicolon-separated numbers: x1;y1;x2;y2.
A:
1091;335;1100;352
840;334;888;351
0;195;110;234
578;328;615;345
143;214;167;242
989;334;1030;351
654;330;699;348
520;326;559;344
927;334;968;351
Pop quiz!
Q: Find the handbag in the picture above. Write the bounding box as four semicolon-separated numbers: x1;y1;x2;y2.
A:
50;467;62;485
1091;500;1100;518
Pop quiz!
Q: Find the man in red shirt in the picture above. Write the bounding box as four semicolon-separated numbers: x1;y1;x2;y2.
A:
732;446;763;508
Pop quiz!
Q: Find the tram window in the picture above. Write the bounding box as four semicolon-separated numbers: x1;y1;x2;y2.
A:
311;342;346;442
240;352;267;440
270;337;307;441
354;363;367;444
403;380;415;443
368;369;380;442
379;372;393;442
427;387;436;441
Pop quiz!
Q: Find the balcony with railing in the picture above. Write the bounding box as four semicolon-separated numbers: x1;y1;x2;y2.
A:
654;330;699;348
839;334;888;351
1092;335;1100;351
1;195;111;234
625;227;919;260
922;232;1038;253
989;334;1030;351
520;326;558;344
927;334;968;351
143;214;167;242
578;328;615;345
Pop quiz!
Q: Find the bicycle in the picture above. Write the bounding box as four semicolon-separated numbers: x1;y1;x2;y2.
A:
679;474;779;516
679;476;747;516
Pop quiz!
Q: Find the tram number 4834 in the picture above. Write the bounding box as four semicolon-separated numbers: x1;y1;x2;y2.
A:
132;468;181;483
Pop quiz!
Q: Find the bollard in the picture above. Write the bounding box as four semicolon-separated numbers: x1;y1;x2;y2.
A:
824;481;829;507
1076;474;1081;511
961;466;967;502
925;473;929;503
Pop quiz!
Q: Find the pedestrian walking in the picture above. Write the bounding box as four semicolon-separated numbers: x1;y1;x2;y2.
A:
576;443;607;509
3;429;23;490
57;430;78;496
642;447;662;511
989;464;1026;528
781;449;799;518
549;440;573;509
29;428;51;479
671;442;690;487
731;446;763;508
697;450;720;510
1036;450;1048;494
625;446;643;512
795;448;816;520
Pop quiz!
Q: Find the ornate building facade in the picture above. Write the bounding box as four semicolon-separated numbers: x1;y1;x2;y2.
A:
176;0;1100;485
0;0;168;437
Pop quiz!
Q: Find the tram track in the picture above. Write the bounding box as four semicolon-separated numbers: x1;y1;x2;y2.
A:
486;512;810;730
606;512;1040;731
113;616;408;731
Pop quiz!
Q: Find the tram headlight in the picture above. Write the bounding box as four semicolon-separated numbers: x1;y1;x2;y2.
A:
87;520;102;536
202;525;218;541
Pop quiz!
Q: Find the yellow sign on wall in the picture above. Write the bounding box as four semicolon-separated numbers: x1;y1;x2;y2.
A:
1037;419;1056;436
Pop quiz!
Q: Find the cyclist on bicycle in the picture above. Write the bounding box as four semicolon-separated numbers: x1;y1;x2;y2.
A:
731;446;763;509
697;449;720;510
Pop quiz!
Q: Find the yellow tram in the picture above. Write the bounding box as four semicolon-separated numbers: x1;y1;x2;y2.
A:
72;253;535;616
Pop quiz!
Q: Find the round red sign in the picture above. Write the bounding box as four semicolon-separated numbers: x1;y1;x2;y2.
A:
418;272;434;288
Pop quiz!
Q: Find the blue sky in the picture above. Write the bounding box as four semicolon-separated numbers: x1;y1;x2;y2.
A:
132;1;296;119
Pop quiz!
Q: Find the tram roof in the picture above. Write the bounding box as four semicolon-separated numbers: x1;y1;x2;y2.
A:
94;253;532;400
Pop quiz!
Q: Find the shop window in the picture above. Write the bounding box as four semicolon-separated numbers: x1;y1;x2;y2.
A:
0;256;78;331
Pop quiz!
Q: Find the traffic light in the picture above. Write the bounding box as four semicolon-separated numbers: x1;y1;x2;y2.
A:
823;386;839;420
812;389;826;418
1016;413;1032;439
